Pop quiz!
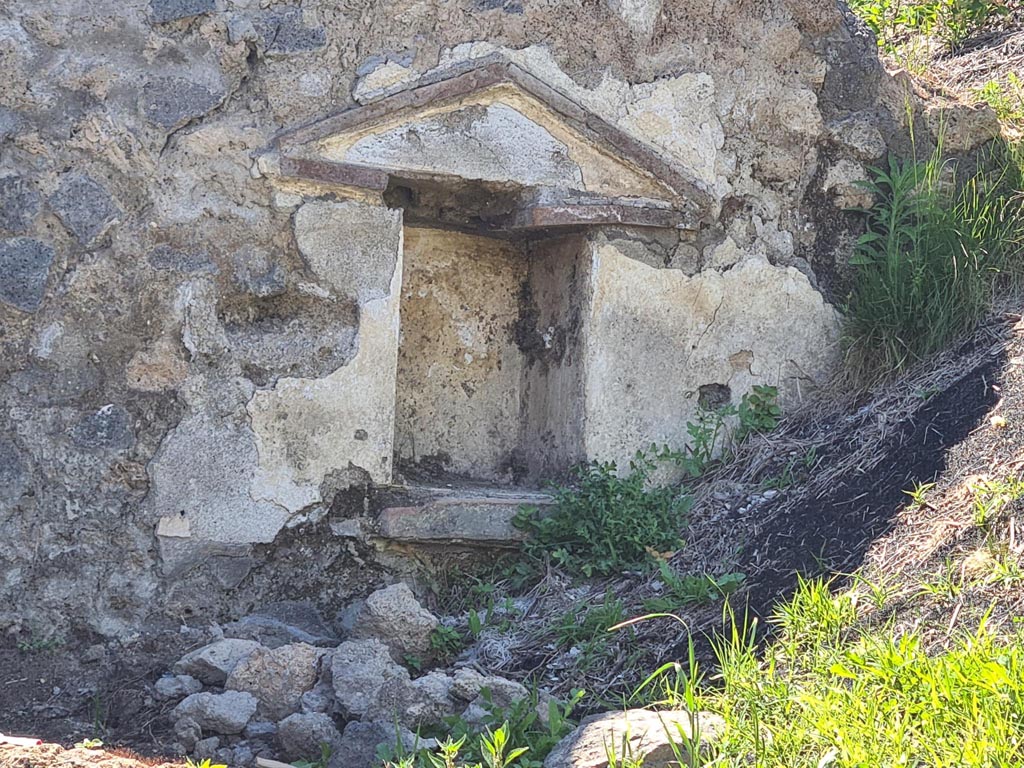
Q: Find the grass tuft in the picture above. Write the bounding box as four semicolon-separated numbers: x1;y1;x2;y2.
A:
842;142;1024;381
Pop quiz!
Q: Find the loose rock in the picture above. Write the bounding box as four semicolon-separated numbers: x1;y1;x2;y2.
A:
225;642;325;721
543;708;726;768
174;638;262;685
155;674;203;700
172;690;258;735
276;712;343;762
330;639;409;718
346;583;439;660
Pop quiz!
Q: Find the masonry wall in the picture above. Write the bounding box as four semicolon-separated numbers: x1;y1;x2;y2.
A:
0;0;995;638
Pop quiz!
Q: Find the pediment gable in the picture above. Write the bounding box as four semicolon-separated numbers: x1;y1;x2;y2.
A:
273;58;713;230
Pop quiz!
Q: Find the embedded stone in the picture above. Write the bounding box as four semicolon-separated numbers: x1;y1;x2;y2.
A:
365;670;457;729
0;438;29;509
0;175;40;233
150;0;215;23
148;244;215;273
225;642;325;721
174;638;262;685
142;77;223;132
172;690;258;735
70;404;134;450
0;237;54;312
328;721;426;768
253;7;326;55
48;174;119;246
223;601;338;648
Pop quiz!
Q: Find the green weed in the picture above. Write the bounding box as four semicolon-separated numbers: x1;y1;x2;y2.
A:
975;74;1024;125
843;144;1024;380
292;743;332;768
642;560;745;612
430;625;465;662
514;449;690;577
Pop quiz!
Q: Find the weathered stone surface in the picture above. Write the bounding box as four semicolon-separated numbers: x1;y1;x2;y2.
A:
347;583;439;659
365;670;458;728
544;709;726;768
70;404;134;450
328;721;425;768
223;601;339;648
149;412;291;548
253;7;327;55
147;244;215;273
172;690;259;735
193;736;220;760
150;0;215;23
345;104;583;188
155;674;203;700
0;438;29;509
924;102;1002;153
276;712;343;762
293;200;401;304
823;159;873;210
174;639;262;685
828;114;887;161
225;642;325;721
0;237;54;312
174;716;202;750
0;0;934;647
0;175;40;233
48;174;119;246
450;668;534;725
330;639;409;718
141;77;223;131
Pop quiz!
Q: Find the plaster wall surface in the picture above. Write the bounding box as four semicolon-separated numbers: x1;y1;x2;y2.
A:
582;237;842;468
394;227;526;483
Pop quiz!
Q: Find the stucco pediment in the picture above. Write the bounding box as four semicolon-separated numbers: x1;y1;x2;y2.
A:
273;58;713;230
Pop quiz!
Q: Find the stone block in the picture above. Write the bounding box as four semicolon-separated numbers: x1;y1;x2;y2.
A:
150;0;215;23
172;690;258;735
141;77;223;132
48;174;119;246
0;175;40;233
0;237;54;312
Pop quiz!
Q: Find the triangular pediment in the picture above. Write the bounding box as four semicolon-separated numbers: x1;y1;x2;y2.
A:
274;58;712;228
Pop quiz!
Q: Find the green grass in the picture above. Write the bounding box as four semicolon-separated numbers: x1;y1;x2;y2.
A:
842;143;1024;380
848;0;1009;53
634;578;1024;767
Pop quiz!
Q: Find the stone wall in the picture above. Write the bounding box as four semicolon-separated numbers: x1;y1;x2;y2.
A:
0;0;993;637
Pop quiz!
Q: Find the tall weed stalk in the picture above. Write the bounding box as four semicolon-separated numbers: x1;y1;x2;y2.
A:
843;142;1023;381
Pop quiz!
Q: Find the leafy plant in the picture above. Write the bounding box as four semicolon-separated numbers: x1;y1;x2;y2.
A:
970;476;1024;529
975;74;1024;126
292;742;332;768
735;385;782;442
848;0;1008;52
185;760;227;768
514;449;690;577
903;480;937;509
430;625;465;662
643;560;745;612
75;739;104;750
17;634;63;654
433;690;583;768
